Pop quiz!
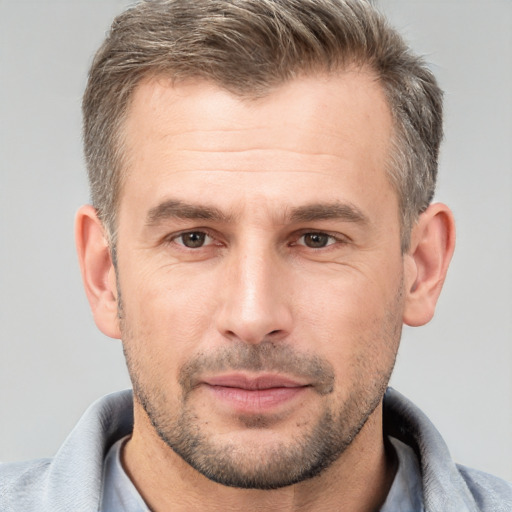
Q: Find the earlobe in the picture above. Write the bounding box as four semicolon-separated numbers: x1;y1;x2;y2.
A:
75;205;121;339
403;203;456;327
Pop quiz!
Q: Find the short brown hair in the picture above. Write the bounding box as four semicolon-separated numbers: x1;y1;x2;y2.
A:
83;0;443;251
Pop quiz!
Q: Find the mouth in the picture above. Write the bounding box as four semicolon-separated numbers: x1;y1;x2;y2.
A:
200;373;311;413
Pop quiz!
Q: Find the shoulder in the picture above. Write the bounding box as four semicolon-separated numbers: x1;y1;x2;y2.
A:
0;459;52;511
0;390;134;512
383;388;512;511
457;464;512;511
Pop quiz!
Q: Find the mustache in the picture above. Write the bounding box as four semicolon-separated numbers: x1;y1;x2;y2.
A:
179;341;335;396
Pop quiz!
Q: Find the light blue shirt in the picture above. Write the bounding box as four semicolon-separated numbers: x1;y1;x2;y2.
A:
100;434;424;511
381;436;425;511
100;437;149;512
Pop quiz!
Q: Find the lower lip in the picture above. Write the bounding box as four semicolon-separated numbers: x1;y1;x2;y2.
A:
204;385;308;413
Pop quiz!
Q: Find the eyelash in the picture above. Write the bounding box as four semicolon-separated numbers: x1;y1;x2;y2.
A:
166;229;348;251
168;230;219;249
293;231;345;248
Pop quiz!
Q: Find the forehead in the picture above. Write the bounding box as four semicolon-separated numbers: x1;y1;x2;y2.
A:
118;71;395;222
124;70;391;150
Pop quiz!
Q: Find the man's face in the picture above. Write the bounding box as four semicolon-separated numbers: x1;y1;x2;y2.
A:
114;71;405;488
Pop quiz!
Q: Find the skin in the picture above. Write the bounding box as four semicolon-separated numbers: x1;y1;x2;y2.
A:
76;70;455;511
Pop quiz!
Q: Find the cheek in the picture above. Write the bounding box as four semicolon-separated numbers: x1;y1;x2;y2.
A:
297;264;399;327
294;266;403;370
118;264;220;368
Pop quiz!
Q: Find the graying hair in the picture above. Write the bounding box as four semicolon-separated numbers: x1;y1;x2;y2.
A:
83;0;442;252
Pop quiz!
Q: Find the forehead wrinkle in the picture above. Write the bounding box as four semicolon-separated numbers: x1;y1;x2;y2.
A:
163;125;349;139
176;148;344;160
163;128;352;156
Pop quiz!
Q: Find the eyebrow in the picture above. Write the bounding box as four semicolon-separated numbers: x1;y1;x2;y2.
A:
146;199;369;227
288;202;369;225
146;199;234;226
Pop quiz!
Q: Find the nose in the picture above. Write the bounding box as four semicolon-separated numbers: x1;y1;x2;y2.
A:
215;243;293;345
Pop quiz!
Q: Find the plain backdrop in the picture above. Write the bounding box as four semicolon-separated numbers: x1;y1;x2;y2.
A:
1;0;511;482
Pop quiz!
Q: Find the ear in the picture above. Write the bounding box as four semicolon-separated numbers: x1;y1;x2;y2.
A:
75;205;121;339
403;203;456;327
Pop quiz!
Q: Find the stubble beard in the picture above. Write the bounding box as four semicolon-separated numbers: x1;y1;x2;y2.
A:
117;266;404;490
122;333;400;490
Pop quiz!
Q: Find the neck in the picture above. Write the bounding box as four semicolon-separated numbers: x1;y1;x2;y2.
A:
122;402;396;512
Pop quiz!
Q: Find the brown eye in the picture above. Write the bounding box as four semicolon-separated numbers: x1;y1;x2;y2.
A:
302;233;332;248
178;232;209;248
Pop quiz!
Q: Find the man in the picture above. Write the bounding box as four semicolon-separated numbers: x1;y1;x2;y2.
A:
1;0;510;510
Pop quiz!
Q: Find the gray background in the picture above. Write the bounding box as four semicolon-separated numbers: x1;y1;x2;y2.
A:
1;0;511;482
